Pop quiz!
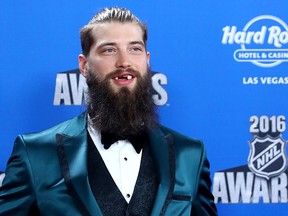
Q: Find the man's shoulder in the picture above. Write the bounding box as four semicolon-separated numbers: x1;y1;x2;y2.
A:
19;113;86;144
157;124;204;148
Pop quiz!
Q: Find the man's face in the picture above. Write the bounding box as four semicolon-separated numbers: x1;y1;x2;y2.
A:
79;22;150;93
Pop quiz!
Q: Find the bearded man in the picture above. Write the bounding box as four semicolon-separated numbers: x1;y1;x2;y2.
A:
0;7;217;216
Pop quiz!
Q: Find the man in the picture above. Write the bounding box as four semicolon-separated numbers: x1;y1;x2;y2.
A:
0;7;217;216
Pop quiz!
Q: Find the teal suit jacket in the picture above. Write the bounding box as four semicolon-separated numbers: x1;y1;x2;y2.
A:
0;113;217;215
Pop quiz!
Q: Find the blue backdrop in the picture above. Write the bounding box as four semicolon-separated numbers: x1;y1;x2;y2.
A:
1;0;288;215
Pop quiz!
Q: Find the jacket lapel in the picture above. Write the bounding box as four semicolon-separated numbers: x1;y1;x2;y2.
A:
56;113;103;216
148;126;175;216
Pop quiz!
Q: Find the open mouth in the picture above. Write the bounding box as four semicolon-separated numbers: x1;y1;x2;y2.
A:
114;74;134;80
112;72;136;81
111;72;137;87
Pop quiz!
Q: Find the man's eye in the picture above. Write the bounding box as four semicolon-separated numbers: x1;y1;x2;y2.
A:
131;47;142;52
100;47;116;54
104;48;115;53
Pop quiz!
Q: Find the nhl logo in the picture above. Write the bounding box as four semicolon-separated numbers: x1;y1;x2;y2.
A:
248;136;287;179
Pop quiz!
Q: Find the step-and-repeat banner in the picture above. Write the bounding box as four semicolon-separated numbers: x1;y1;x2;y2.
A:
1;1;287;215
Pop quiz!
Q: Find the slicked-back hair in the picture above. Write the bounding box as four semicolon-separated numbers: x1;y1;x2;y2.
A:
80;7;148;56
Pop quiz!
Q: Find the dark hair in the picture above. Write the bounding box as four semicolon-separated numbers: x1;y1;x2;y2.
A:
80;7;148;56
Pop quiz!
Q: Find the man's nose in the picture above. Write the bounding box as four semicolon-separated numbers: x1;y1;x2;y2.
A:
115;51;131;68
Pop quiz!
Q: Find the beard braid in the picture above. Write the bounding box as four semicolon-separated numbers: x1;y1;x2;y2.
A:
86;68;158;137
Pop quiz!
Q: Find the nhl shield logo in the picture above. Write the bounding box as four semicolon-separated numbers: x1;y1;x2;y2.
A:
248;136;287;179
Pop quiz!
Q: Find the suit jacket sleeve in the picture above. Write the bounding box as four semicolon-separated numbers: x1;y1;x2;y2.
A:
191;145;217;216
0;136;39;215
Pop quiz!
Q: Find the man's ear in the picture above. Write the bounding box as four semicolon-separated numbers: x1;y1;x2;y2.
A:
78;54;88;77
146;51;150;66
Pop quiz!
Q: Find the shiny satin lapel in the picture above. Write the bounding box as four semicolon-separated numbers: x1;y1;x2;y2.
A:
148;126;175;216
56;113;103;216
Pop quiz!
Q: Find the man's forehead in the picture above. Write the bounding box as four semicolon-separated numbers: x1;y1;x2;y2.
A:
91;22;144;46
91;22;142;36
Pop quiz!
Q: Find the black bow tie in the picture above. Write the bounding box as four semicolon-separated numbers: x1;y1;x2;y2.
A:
101;131;147;154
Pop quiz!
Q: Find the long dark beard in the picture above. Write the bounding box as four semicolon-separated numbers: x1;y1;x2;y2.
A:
86;68;158;137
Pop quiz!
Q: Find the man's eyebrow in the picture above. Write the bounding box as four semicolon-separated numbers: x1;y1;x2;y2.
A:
130;41;145;47
97;42;117;49
97;41;145;49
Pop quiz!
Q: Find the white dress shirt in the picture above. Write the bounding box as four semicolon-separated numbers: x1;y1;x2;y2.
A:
87;120;142;203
